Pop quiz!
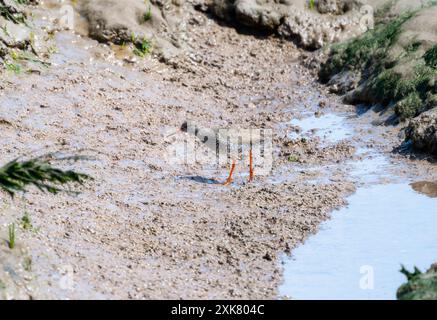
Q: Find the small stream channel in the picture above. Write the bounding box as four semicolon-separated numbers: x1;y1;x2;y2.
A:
280;106;437;300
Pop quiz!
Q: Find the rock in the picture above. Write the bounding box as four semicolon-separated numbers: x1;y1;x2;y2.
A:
235;0;283;30
211;0;367;49
80;0;188;59
327;70;359;94
317;0;363;15
397;263;437;300
405;107;437;155
317;0;344;14
211;0;235;21
0;41;7;57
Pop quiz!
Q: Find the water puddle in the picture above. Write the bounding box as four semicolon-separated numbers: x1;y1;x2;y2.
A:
290;113;352;144
282;104;437;299
280;183;437;299
349;154;393;184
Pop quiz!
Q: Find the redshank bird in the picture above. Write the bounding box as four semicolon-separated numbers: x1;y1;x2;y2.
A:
180;121;262;185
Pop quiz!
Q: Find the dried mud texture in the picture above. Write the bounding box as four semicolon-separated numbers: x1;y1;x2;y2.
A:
79;0;190;60
406;107;437;154
211;0;368;49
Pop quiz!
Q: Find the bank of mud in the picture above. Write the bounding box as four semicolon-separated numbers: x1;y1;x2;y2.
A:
314;0;437;154
0;0;435;299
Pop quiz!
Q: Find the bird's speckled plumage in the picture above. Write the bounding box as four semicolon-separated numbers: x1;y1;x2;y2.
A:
181;121;264;160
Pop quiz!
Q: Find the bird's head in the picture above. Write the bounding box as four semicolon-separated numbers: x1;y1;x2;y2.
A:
180;121;199;135
180;121;188;133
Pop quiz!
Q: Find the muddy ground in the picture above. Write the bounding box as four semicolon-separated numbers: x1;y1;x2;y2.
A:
0;1;436;299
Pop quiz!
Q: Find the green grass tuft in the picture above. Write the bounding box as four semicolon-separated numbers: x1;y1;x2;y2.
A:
320;11;415;82
143;5;152;22
21;211;32;230
423;45;437;68
4;62;21;74
0;154;93;197
400;265;422;281
308;0;315;10
395;92;423;120
133;37;152;57
405;40;422;54
8;223;15;249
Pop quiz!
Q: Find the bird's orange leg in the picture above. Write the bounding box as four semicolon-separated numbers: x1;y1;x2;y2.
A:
248;148;254;182
223;161;236;186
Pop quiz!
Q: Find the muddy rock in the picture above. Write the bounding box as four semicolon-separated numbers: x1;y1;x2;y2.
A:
327;70;360;94
397;263;437;300
235;0;284;30
80;0;187;59
211;0;367;49
317;0;363;15
406;107;437;155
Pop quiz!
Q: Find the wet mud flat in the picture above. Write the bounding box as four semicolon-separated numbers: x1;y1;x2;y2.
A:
0;5;359;299
0;1;436;300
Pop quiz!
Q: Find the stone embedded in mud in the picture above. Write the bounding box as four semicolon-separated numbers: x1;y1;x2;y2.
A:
80;0;187;59
405;107;437;155
211;0;367;49
317;0;362;15
397;263;437;300
327;70;359;94
234;0;283;30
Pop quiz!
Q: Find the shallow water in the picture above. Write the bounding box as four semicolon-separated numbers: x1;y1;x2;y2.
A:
290;113;352;144
349;154;393;184
280;183;437;300
282;105;437;299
